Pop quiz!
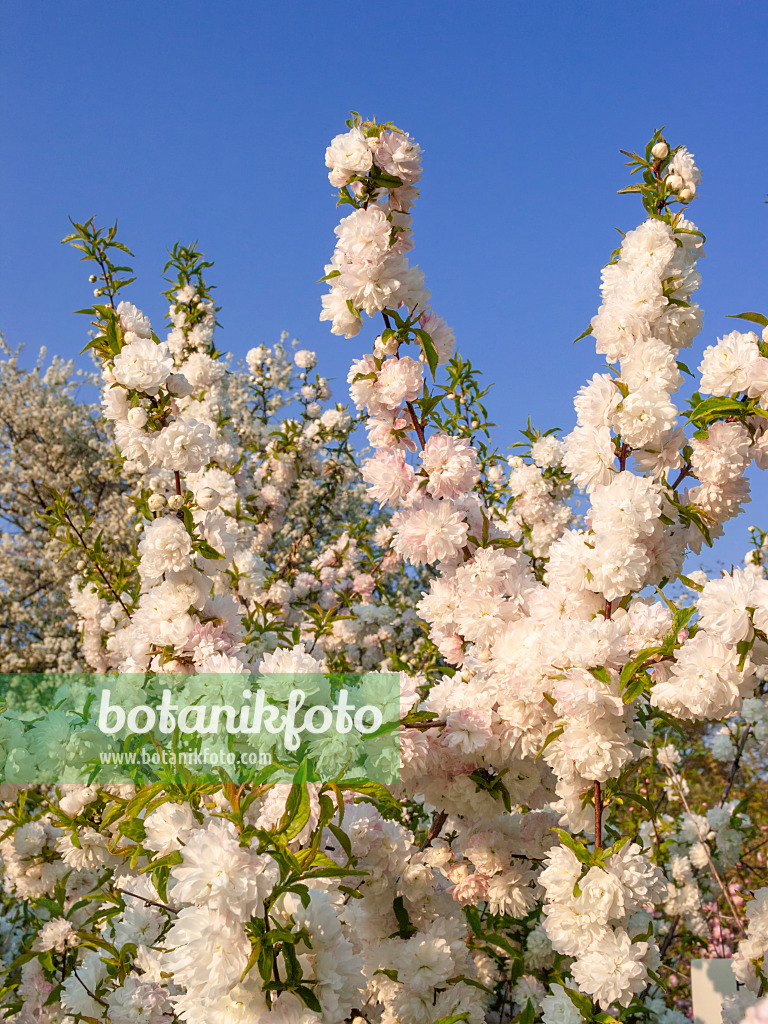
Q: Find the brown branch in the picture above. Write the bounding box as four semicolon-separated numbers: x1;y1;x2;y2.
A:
420;809;448;851
662;764;745;936
669;463;692;491
61;508;129;614
113;886;176;915
405;400;426;450
73;967;108;1008
719;725;752;808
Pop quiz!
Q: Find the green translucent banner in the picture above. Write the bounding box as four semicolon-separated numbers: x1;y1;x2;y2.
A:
0;672;401;786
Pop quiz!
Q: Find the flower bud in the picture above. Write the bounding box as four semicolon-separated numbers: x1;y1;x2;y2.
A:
127;407;148;429
666;173;684;192
374;334;398;358
678;187;693;203
168;495;184;511
166;373;194;397
148;494;166;512
88;274;98;283
196;486;221;511
651;140;669;160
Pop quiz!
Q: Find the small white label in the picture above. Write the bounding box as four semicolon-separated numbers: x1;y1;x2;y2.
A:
691;958;739;1024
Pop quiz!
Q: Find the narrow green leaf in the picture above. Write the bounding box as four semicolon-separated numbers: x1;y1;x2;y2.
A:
573;324;593;344
727;312;768;328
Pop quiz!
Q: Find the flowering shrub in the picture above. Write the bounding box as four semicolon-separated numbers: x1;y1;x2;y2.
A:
1;118;768;1024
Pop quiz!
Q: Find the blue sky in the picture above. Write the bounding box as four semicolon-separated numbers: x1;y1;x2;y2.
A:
2;0;767;571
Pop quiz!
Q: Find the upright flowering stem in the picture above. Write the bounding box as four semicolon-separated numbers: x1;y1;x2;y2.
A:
594;780;603;850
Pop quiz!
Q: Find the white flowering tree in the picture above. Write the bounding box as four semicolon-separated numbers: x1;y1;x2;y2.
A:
1;117;768;1024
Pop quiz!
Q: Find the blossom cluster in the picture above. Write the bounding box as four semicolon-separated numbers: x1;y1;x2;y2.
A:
2;125;768;1024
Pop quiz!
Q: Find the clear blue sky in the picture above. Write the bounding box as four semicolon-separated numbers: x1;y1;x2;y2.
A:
2;0;767;572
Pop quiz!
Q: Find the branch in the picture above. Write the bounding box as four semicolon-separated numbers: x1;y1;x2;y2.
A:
420;809;448;851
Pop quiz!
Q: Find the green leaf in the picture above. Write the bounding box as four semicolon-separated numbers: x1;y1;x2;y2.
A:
339;779;403;819
618;791;656;816
619;645;664;693
295;986;323;1013
727;311;768;328
588;666;611;684
573;323;594;344
196;540;224;560
668;605;696;645
483;932;518;957
563;985;595;1018
182;506;195;535
371;169;404;189
240;938;263;981
552;828;593;865
624;672;651;703
535;725;564;761
279;783;311;842
677;573;704;593
464;904;482;936
517;1000;536;1024
326;822;352;861
123;784;164;821
414;328;438;378
118;817;147;842
687;395;748;428
34;896;63;917
392;895;417;939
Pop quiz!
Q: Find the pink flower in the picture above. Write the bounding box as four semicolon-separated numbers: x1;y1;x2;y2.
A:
362;451;416;505
392;498;469;565
374;356;424;409
420;433;480;499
